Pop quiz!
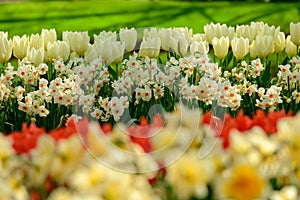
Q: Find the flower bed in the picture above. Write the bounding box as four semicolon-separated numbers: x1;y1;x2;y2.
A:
0;22;300;132
1;21;300;199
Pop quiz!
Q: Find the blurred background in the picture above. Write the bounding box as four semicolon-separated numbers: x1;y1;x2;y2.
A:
0;0;299;38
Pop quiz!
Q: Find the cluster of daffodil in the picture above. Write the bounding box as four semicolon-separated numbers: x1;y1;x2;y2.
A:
0;22;300;132
1;104;300;200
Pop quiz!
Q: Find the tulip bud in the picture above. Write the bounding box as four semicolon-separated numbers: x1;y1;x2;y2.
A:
139;37;161;58
29;33;44;50
190;41;209;55
64;31;89;56
285;35;298;57
119;28;137;52
290;22;300;46
212;36;229;59
0;37;12;63
27;48;44;66
274;32;285;53
46;41;70;62
41;28;57;50
13;35;29;60
231;37;249;60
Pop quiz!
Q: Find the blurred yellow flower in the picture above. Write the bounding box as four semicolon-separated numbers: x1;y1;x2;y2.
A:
165;150;215;199
222;164;267;200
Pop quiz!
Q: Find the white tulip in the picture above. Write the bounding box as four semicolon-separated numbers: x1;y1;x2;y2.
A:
235;25;257;44
204;22;221;44
144;27;159;38
13;34;29;60
231;37;249;60
190;41;209;55
94;31;117;44
139;37;161;58
159;28;173;51
46;41;70;62
111;41;125;64
0;31;8;38
212;36;229;59
192;33;206;42
27;48;44;66
119;28;137;52
290;22;300;46
41;28;57;49
221;24;235;42
0;37;12;63
63;31;89;56
98;39;112;63
176;34;189;56
29;33;44;50
250;35;274;58
285;35;298;57
274;32;285;53
84;44;99;63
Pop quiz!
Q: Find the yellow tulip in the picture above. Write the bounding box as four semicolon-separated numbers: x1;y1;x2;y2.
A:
212;36;229;59
231;37;249;60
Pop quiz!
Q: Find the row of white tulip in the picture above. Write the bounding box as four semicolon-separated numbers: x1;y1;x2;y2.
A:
0;22;300;65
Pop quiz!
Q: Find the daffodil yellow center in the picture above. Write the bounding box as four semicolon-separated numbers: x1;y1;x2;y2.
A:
224;165;265;200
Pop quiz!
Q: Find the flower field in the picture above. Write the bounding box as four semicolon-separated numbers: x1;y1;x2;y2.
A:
1;21;300;199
